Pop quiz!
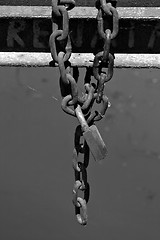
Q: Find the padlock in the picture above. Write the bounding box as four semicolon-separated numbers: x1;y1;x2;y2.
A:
75;104;107;162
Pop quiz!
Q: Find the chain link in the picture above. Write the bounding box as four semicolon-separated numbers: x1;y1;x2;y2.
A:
72;126;90;225
49;0;119;226
94;0;119;103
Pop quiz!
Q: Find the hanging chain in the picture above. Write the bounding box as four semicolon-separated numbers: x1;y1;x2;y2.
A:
72;125;90;226
94;0;119;103
49;0;119;226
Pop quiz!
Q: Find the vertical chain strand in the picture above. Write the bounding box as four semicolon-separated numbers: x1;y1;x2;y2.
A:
94;0;119;103
49;0;119;226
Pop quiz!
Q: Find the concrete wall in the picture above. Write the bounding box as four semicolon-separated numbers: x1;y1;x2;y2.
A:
0;67;160;239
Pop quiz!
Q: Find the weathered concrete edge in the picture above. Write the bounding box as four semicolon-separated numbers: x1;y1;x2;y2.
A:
0;6;160;19
1;52;160;68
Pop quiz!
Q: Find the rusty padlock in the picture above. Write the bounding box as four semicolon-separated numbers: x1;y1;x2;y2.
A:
75;104;107;162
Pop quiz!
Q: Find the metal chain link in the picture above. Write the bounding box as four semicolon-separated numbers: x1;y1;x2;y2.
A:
49;0;119;226
94;0;119;103
72;126;90;226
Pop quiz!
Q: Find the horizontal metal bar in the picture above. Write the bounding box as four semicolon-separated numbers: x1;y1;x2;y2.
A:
0;6;160;20
0;52;160;68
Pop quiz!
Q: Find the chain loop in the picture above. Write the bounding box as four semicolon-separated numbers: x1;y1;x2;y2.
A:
93;0;119;103
93;52;114;103
57;52;78;104
93;51;114;82
52;0;75;16
61;82;96;117
99;0;112;16
103;29;111;62
61;95;76;116
72;123;90;226
50;0;78;104
81;83;95;113
93;94;109;121
52;5;69;41
97;4;119;40
52;0;61;17
49;31;72;63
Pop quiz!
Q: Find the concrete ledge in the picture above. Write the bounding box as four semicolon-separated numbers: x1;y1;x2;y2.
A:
0;52;160;68
0;6;160;20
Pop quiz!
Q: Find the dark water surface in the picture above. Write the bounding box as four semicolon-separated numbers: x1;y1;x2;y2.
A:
0;67;160;239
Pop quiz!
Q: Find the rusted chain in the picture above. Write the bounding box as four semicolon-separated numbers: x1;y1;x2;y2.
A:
50;0;92;226
50;0;78;105
93;0;119;103
72;125;90;226
49;0;119;226
52;0;75;17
